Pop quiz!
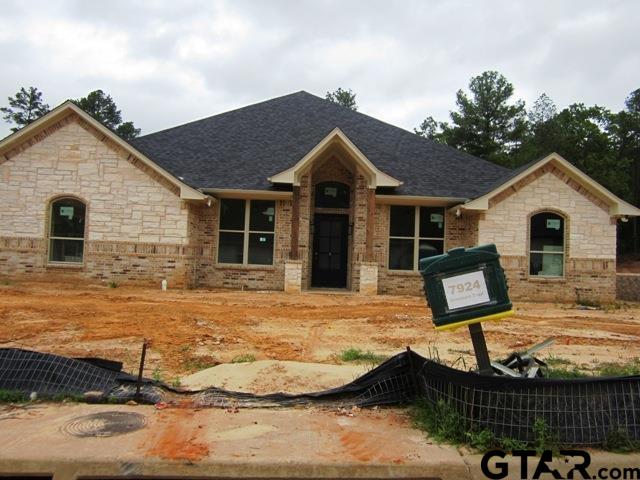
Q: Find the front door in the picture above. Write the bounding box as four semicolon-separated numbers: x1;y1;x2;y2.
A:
312;214;349;288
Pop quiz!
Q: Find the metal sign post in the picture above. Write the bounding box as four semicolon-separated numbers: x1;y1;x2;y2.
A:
467;323;493;375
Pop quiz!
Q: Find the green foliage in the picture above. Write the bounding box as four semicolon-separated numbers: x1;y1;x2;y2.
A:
0;389;28;403
151;367;163;382
604;428;640;453
533;418;558;455
182;357;217;372
420;71;527;167
414;116;447;143
107;280;118;289
1;86;50;132
325;87;358;111
597;358;640;377
411;399;468;444
543;355;572;367
542;364;588;379
76;89;140;139
339;348;386;364
411;399;529;452
231;353;256;363
171;377;182;388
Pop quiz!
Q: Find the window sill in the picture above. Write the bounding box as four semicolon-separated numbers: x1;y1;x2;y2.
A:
527;275;566;282
215;263;276;271
387;269;420;277
46;262;84;270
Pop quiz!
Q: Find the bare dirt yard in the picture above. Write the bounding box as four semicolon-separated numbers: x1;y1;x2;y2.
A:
0;281;638;392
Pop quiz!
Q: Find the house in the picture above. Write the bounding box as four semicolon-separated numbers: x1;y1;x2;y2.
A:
1;91;638;302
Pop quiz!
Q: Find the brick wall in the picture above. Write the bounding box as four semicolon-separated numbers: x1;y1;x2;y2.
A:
375;205;478;295
617;274;640;302
192;199;292;290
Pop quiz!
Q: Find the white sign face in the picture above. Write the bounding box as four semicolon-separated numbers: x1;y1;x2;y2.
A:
442;270;490;311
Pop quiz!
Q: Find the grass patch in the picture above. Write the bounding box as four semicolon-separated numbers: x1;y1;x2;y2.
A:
410;399;527;452
0;390;84;404
339;348;387;364
231;353;256;363
182;357;217;372
541;357;640;379
0;389;28;403
107;280;118;288
604;428;640;453
596;358;640;377
544;355;572;367
411;398;640;454
151;367;163;382
542;365;588;379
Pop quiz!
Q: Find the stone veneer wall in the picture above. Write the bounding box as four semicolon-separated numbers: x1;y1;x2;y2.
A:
0;114;196;287
477;164;617;302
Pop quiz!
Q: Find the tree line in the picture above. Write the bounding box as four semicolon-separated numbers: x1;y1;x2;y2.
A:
1;87;140;139
327;78;639;255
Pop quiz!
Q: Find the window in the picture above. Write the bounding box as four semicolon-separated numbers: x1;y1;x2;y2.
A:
49;197;86;263
529;212;565;277
388;206;445;270
218;199;275;265
315;182;350;208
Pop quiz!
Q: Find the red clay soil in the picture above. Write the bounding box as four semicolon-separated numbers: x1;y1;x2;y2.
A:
0;280;638;379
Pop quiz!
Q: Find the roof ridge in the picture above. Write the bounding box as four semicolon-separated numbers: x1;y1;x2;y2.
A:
136;90;310;139
293;92;513;175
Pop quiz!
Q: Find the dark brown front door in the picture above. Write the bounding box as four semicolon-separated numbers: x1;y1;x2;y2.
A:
312;214;349;288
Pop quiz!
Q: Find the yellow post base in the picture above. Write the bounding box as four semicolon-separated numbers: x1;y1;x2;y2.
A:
434;309;515;332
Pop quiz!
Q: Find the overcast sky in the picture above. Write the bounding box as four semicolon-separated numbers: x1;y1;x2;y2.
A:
1;0;638;139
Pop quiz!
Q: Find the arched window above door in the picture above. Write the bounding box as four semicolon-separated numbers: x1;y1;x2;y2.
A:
49;197;86;263
315;182;350;209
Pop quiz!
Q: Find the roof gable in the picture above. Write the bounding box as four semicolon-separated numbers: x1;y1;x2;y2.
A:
460;153;640;217
0;101;207;201
268;127;402;188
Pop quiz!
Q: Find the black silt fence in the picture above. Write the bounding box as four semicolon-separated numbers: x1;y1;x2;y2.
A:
1;347;639;446
412;352;640;446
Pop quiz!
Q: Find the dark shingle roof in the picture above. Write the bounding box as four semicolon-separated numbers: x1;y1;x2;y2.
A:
131;91;512;198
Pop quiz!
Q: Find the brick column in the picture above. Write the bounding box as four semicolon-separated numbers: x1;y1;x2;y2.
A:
290;185;300;260
365;188;376;262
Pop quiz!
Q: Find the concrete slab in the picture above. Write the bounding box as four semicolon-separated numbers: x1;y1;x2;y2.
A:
0;403;467;479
